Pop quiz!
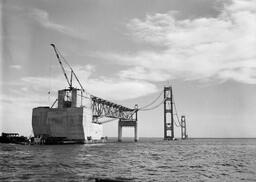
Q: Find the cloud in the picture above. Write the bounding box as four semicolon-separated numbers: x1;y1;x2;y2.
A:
103;0;256;84
119;66;171;82
1;64;158;103
87;78;157;101
9;64;22;70
31;8;87;40
225;0;256;13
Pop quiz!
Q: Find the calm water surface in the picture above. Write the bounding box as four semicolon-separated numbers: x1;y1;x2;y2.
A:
1;138;256;181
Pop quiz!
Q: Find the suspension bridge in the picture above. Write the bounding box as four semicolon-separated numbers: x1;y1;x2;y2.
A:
47;44;188;142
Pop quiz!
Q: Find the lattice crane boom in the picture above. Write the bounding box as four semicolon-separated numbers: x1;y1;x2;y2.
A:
50;44;85;92
50;44;72;89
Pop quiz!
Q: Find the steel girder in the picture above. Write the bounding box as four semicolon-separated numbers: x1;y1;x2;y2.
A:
91;96;137;121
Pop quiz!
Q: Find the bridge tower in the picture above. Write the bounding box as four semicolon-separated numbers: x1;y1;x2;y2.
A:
164;86;174;140
181;115;188;139
118;105;138;142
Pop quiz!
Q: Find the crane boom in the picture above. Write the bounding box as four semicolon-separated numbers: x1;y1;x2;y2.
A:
50;44;72;89
50;44;85;92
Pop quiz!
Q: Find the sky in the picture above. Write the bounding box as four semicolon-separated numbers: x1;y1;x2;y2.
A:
0;0;256;138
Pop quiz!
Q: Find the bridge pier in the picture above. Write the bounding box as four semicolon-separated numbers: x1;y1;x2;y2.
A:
118;119;138;142
118;120;122;142
181;115;188;139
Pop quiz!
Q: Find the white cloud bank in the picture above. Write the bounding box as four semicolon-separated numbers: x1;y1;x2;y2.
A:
1;64;157;104
31;8;88;40
105;0;256;84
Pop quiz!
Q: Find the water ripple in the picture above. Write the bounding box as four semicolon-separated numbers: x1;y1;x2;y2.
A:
1;138;256;181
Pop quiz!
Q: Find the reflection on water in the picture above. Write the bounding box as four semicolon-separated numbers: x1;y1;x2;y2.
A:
1;138;256;181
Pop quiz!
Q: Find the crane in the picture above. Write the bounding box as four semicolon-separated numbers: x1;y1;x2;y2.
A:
50;43;137;124
50;44;85;92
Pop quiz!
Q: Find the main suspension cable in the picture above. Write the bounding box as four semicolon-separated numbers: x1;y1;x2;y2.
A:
138;90;163;109
173;96;181;127
139;98;167;111
174;118;180;127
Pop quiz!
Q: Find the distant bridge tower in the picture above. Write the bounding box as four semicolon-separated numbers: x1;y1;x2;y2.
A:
164;86;174;140
181;115;188;139
118;105;138;142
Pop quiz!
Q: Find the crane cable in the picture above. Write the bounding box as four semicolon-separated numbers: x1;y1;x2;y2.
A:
77;93;91;99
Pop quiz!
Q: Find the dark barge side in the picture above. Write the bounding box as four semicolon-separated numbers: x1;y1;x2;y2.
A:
0;132;29;145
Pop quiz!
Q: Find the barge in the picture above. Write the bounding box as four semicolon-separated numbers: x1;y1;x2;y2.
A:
31;44;137;144
0;132;29;144
32;88;103;144
31;44;103;144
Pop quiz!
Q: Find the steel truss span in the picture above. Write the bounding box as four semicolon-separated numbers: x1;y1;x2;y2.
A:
91;96;137;121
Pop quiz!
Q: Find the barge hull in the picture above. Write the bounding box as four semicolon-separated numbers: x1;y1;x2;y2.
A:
32;106;103;143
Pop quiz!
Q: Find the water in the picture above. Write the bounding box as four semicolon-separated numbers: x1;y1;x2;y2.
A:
1;138;256;181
